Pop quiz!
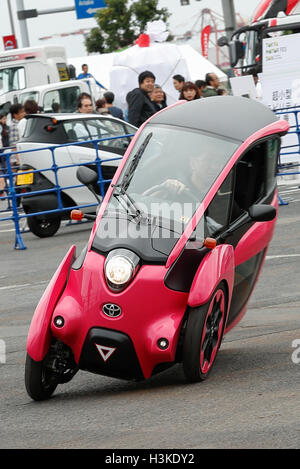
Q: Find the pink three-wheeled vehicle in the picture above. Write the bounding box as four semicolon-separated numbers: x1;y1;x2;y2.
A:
25;96;289;400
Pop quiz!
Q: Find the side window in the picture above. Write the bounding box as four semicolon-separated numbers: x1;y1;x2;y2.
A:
64;121;89;141
265;138;280;192
205;171;233;237
98;119;131;150
230;137;280;223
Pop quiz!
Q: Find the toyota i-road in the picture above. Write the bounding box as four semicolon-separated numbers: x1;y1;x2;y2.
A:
24;96;288;400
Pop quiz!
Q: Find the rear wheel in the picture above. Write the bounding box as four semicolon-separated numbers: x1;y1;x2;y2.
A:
27;215;61;238
182;283;227;382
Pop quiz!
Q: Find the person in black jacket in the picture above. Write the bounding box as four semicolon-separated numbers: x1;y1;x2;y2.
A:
126;71;156;127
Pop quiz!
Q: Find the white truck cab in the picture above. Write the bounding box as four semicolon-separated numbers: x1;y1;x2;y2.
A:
0;45;72;112
17;80;95;113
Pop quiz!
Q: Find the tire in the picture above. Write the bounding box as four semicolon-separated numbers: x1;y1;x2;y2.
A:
182;283;227;382
25;353;58;401
27;215;61;238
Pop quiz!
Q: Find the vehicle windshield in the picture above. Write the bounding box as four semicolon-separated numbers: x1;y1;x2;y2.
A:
19;91;39;105
0;67;26;95
43;86;81;113
108;124;238;229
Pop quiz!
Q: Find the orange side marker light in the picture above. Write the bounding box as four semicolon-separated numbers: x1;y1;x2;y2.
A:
203;237;217;250
71;209;83;221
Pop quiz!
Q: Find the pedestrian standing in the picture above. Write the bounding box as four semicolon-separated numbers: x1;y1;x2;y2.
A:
195;80;207;94
18;99;39;138
126;71;156;127
95;98;110;115
172;74;185;97
150;85;167;112
0;113;10;197
0;113;9;148
9;104;25;170
77;93;94;114
179;82;202;101
202;73;220;97
103;91;124;120
77;63;106;90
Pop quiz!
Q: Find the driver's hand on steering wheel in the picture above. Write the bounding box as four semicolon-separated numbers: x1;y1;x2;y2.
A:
161;179;187;194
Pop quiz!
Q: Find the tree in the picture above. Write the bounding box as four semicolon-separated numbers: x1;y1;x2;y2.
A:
85;0;170;54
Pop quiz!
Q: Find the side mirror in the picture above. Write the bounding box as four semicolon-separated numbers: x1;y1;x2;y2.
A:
67;64;76;80
217;36;229;47
76;166;98;186
248;204;277;222
220;203;276;241
228;40;245;67
76;166;101;204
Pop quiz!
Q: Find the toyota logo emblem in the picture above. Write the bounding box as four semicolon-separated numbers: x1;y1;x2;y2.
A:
102;303;122;318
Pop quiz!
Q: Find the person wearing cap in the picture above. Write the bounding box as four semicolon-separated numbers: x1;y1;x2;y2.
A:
126;71;157;127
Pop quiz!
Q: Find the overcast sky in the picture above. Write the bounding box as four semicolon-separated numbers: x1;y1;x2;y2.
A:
0;0;262;57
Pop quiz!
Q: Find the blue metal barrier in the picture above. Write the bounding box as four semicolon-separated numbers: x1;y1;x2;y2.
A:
275;106;300;205
0;134;133;250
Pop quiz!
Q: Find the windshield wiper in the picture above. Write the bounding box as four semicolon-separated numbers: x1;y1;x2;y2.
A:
112;187;144;220
112;132;153;220
118;132;152;192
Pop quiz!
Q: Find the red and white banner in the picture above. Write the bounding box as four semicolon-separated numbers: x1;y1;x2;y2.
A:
201;25;211;59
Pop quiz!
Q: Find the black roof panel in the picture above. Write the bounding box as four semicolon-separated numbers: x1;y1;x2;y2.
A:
150;96;277;142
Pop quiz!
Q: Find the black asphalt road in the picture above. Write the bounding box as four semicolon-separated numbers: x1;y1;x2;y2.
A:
0;187;299;449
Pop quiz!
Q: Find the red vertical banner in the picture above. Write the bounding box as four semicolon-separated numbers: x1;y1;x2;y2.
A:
3;35;17;50
201;25;211;59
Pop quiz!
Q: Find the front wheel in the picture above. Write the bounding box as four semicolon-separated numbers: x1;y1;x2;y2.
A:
182;283;227;382
27;215;61;238
25;354;59;401
25;340;78;401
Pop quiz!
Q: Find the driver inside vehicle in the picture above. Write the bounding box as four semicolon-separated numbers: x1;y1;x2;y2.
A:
142;154;223;235
143;154;208;201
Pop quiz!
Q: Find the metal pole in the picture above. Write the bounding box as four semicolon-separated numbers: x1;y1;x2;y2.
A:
16;0;30;47
37;7;76;15
7;0;16;38
221;0;237;40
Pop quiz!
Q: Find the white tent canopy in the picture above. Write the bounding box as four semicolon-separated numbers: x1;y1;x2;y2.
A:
70;43;227;111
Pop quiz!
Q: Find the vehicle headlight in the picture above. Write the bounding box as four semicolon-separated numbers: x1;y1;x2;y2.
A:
104;249;139;292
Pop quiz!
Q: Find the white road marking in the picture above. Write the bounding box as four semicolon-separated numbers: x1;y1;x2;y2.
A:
266;254;300;260
0;283;31;291
0;281;48;291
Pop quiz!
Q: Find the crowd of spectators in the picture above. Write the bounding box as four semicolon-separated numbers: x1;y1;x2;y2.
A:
73;64;228;127
124;70;228;128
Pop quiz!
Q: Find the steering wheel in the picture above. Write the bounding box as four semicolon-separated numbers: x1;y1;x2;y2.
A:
144;184;199;203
